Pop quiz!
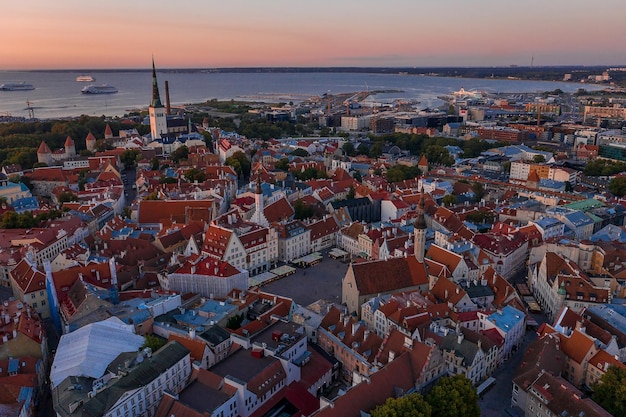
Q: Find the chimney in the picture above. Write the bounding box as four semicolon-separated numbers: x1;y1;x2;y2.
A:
457;332;464;345
165;80;171;115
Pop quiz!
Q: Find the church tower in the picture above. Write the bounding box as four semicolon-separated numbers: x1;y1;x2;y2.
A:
250;169;269;227
414;185;427;262
149;58;168;140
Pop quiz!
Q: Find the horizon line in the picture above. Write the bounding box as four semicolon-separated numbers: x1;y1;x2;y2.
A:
1;64;625;72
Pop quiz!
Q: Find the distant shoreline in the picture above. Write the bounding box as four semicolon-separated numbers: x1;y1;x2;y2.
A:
0;65;619;73
2;66;620;87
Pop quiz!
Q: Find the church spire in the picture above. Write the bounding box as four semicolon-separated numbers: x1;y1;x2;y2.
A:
415;185;426;230
151;56;163;108
255;167;263;194
414;184;426;263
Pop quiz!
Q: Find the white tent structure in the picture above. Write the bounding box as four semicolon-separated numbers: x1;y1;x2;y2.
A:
50;317;145;387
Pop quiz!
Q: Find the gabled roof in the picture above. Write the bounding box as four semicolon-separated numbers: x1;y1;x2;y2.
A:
137;199;214;225
426;244;462;272
264;197;294;223
430;277;467;305
9;259;45;294
307;216;339;241
350;257;428;296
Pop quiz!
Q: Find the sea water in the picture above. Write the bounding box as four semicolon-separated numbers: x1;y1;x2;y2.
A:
0;70;595;120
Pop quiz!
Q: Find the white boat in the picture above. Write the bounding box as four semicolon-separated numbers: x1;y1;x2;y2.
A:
0;82;35;91
81;84;118;94
76;75;95;82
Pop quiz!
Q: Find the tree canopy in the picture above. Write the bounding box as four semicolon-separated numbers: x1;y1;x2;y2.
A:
425;375;480;417
225;151;251;178
592;365;626;416
371;393;431;417
608;176;626;197
170;146;189;163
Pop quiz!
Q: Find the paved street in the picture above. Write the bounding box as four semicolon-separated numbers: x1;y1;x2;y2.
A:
260;252;349;307
479;312;549;417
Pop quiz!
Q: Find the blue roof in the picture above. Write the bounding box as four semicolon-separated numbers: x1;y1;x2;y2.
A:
590;224;626;243
120;309;152;325
486;305;525;334
534;217;563;228
539;179;564;189
562;211;594;227
12;196;39;213
197;299;238;324
587;305;626;335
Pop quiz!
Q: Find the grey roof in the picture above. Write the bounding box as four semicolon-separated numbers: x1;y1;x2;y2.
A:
464;282;495;299
440;333;480;367
178;377;234;414
210;347;279;384
53;341;189;417
198;325;232;347
84;341;189;416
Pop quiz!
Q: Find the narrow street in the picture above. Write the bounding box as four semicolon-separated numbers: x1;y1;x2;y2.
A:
479;311;549;416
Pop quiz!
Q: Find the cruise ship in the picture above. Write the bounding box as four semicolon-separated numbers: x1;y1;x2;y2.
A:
81;84;118;94
76;75;95;82
0;82;35;91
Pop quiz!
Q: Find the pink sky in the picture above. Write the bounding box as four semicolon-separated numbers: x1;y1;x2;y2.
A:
2;0;624;69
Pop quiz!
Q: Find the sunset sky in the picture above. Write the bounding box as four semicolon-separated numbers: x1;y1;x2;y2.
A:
3;0;624;69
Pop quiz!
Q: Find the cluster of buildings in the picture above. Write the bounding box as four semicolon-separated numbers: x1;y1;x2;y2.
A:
2;64;626;417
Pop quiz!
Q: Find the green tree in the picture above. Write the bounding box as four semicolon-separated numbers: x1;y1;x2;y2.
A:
442;194;457;207
371;393;431;417
58;191;78;204
609;176;626;197
226;313;244;330
592;366;626;416
466;211;495;224
120;149;140;168
425;375;480;417
150;157;160;171
275;158;290;171
342;142;356;156
472;182;485;202
142;334;167;352
170;146;189;163
532;154;546;163
290;148;309;157
226;151;251;178
185;168;207;183
369;142;383;158
294;199;315;220
346;186;356;200
352;170;362;182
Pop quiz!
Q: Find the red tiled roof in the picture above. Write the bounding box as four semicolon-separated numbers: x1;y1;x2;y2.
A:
137;199;214;224
307;216;339;241
264;198;294;223
426;245;462;272
351;257;428;295
37;141;51;154
9;259;45;294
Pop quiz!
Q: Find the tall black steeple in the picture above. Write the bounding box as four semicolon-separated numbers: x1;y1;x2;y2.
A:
151;57;163;108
